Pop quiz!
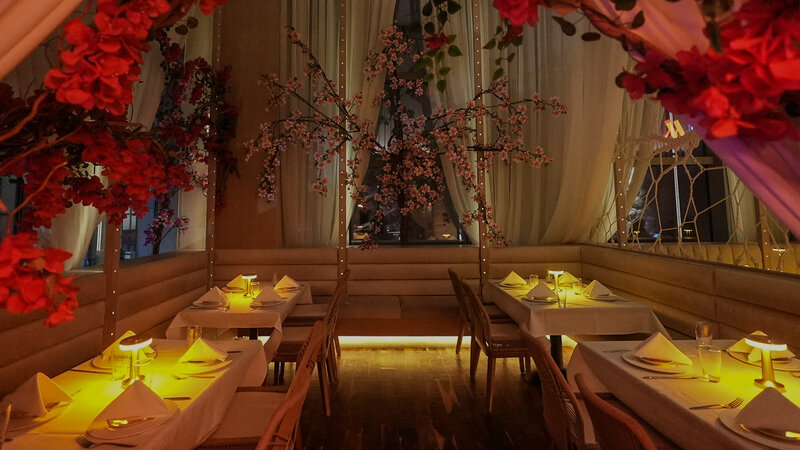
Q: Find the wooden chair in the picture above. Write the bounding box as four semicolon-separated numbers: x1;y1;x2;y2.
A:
272;271;348;417
574;373;657;450
447;268;515;355
520;330;595;450
462;283;534;412
283;271;350;358
197;321;326;450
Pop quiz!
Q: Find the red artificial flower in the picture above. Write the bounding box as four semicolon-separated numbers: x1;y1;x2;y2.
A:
493;0;543;27
425;33;451;51
621;72;647;100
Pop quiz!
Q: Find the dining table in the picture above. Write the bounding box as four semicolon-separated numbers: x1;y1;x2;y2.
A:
484;280;667;367
568;339;800;450
165;283;313;340
5;338;266;449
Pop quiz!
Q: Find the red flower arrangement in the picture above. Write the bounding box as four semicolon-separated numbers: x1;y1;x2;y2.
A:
493;0;546;27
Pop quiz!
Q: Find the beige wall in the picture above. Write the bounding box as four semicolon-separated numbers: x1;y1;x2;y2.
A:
215;0;284;249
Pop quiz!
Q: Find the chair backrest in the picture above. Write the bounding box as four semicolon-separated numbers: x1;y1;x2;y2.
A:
257;321;325;450
574;373;657;450
325;269;349;339
520;330;586;450
462;282;493;349
447;268;472;326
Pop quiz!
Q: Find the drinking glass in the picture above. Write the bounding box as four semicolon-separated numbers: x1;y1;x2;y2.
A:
698;345;721;382
134;354;154;387
110;350;129;381
272;273;279;285
557;289;568;308
695;321;713;347
251;281;262;297
529;274;538;286
187;325;202;347
572;278;583;295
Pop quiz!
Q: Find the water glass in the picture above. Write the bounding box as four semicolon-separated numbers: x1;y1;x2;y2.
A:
557;289;568;308
695;321;713;347
133;354;154;387
251;281;262;297
572;278;583;295
187;325;202;347
699;345;721;382
110;350;129;381
272;273;278;285
529;274;538;286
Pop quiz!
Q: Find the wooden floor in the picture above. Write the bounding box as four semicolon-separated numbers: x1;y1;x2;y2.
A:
286;346;678;450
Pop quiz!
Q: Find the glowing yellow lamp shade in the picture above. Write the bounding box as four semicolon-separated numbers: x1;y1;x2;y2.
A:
745;333;787;392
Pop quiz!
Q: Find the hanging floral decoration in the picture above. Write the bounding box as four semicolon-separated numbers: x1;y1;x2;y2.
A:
0;0;231;326
247;26;564;248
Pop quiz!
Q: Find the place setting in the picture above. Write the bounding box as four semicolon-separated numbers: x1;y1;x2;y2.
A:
272;274;302;299
581;280;624;302
726;330;800;373
717;388;800;449
621;332;694;375
0;373;75;434
173;337;232;379
190;287;230;311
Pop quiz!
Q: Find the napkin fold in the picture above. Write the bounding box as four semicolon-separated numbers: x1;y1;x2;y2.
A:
197;287;227;305
525;282;556;300
559;272;580;285
500;271;527;287
101;330;135;360
633;332;692;366
254;287;282;303
227;275;247;290
274;275;300;291
727;331;795;362
1;373;72;417
95;380;168;421
582;280;613;297
178;338;228;363
737;388;800;434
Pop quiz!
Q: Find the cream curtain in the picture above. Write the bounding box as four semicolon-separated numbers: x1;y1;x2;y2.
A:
344;0;396;227
481;6;629;244
280;0;340;247
426;0;479;243
0;0;84;80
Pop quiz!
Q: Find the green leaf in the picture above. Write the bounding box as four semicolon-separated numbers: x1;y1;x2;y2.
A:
507;52;516;63
436;79;447;92
424;21;435;34
447;45;462;57
512;35;523;46
611;0;637;11
483;38;497;50
437;10;448;25
447;34;456;41
495;57;503;65
438;66;451;76
631;10;645;29
422;1;433;16
435;50;445;62
423;57;434;67
492;67;504;80
706;20;722;53
447;2;461;14
423;72;435;83
581;32;602;41
552;16;576;36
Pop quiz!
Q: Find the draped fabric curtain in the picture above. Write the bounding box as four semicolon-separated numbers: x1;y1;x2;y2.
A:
0;0;83;80
480;5;629;245
280;0;340;247
344;0;396;227
590;91;664;243
426;1;479;243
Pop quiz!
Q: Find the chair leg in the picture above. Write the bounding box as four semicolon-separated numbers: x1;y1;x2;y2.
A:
486;356;496;413
469;341;480;383
334;335;342;358
273;362;280;386
518;357;525;374
327;345;338;382
524;357;532;381
455;322;465;355
318;360;331;417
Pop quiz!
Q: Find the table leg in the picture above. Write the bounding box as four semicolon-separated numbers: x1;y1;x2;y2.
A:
550;335;563;369
249;328;258;340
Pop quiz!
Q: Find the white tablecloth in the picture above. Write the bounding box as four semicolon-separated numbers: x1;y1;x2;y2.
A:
7;339;266;450
567;340;800;450
165;283;313;339
484;281;667;337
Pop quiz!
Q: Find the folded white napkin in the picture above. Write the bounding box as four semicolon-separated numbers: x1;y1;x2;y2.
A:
727;331;795;362
101;330;135;361
1;373;72;417
500;271;527;287
737;388;800;434
582;280;613;297
525;282;556;300
227;275;247;290
96;380;168;421
559;272;580;285
178;338;227;363
274;275;300;291
633;332;692;366
197;287;227;305
254;287;282;303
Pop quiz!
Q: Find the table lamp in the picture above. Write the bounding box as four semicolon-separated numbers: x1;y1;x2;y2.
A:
119;335;153;386
745;333;787;392
548;270;565;290
242;274;257;297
